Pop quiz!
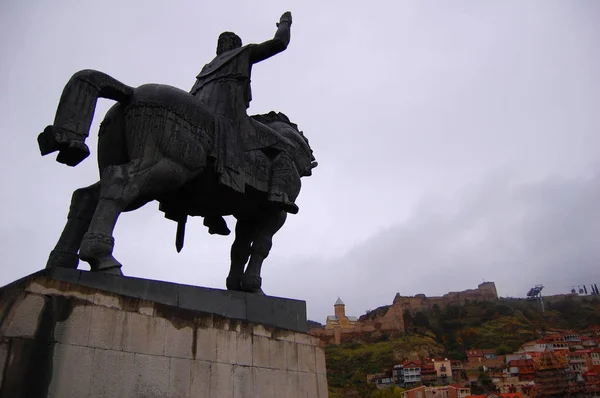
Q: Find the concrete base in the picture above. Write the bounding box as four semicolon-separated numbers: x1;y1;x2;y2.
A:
0;269;328;397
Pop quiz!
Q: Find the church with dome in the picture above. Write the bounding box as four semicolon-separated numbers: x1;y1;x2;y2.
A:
325;297;358;330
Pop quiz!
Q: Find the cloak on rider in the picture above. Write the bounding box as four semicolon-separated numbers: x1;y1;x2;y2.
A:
189;12;301;220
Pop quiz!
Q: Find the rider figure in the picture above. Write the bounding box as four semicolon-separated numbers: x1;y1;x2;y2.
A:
190;12;302;235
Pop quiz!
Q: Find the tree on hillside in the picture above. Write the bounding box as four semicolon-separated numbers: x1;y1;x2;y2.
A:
413;312;430;328
403;310;413;330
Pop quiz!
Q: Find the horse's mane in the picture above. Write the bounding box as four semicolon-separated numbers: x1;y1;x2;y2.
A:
251;111;298;131
251;111;310;146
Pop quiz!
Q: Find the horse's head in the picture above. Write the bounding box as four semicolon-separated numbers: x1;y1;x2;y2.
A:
251;112;318;177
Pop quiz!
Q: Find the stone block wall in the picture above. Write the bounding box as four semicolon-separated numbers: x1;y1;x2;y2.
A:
0;274;327;397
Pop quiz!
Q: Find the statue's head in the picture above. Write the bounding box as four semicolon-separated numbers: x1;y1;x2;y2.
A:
217;32;242;55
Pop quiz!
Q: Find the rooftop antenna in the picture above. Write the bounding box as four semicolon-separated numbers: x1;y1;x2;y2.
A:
526;284;545;313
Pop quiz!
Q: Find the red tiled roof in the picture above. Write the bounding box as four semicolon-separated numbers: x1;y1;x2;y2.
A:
509;359;534;367
536;339;549;344
582;325;600;331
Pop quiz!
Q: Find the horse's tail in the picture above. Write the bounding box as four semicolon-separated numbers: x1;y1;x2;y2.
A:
37;69;135;166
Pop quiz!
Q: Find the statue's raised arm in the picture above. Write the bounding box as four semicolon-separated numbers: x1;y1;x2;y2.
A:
249;11;292;64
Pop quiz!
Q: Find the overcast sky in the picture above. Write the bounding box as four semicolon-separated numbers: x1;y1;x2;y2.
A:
1;1;599;323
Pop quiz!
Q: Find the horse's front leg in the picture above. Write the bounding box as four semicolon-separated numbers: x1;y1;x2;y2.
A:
227;219;255;291
241;210;287;294
46;182;101;269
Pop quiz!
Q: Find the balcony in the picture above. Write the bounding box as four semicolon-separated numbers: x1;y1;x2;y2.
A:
404;375;421;382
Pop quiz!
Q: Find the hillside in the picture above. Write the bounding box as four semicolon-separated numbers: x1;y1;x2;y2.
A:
324;294;600;397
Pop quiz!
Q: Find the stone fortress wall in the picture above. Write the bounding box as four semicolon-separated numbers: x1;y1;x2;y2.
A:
393;282;498;313
309;282;498;345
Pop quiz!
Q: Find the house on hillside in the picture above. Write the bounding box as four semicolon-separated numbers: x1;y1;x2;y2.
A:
433;357;453;384
583;369;600;395
465;349;505;370
563;332;582;344
393;364;404;386
504;353;531;364
533;351;570;397
402;361;422;387
451;360;464;381
515;339;555;361
401;384;471;398
508;358;535;381
420;360;437;385
567;349;594;375
372;375;394;389
581;325;600;337
543;333;569;351
591;348;600;366
581;336;598;349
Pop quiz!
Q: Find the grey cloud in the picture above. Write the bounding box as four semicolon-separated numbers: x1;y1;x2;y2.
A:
276;170;600;322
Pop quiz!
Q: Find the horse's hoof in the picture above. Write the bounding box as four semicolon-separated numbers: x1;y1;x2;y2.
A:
38;125;90;166
57;141;90;167
46;250;79;269
240;275;262;294
226;276;243;291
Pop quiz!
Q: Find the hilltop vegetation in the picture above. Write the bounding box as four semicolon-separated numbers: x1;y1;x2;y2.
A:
412;295;600;358
325;295;600;396
326;334;444;397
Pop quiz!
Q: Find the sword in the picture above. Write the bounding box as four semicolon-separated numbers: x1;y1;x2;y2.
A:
176;216;187;253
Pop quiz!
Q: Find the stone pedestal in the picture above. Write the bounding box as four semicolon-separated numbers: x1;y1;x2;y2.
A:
0;268;328;397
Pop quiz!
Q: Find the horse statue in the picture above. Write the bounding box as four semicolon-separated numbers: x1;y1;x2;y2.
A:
37;69;317;294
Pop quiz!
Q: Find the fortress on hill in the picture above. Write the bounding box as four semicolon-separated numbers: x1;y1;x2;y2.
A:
393;281;498;313
309;282;498;345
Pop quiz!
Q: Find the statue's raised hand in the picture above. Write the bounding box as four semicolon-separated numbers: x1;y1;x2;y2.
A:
276;11;292;27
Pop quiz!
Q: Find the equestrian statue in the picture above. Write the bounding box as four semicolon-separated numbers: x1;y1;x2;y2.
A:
37;11;317;294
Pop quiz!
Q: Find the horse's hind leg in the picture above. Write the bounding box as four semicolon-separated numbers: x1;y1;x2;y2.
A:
241;210;287;294
46;182;100;269
79;158;192;274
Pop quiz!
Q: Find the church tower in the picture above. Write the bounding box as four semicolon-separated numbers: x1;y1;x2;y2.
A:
334;297;345;318
325;297;357;330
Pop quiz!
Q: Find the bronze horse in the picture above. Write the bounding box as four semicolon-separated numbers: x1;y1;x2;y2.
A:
38;70;317;294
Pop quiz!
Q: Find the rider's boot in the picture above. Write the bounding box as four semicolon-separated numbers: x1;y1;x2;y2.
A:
203;216;231;236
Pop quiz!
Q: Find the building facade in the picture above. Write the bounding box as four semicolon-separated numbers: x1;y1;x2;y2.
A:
325;297;358;330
